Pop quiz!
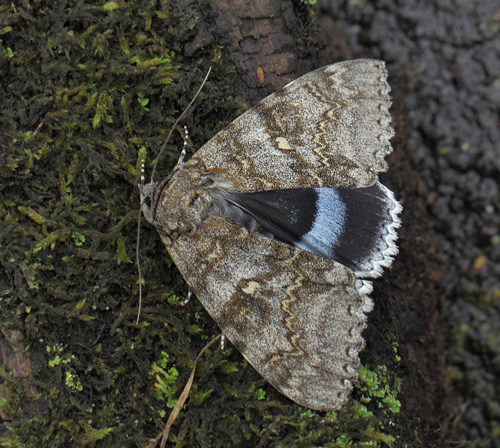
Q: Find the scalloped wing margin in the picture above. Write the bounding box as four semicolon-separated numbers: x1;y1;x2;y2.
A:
188;59;394;192
163;218;371;411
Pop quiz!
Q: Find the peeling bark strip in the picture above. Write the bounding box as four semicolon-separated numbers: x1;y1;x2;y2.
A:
178;0;310;103
140;59;401;411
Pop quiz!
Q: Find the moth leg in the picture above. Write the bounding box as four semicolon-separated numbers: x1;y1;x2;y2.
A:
220;334;226;351
176;289;192;307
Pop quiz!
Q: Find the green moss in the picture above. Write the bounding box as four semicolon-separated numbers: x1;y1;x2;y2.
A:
357;365;401;413
0;1;413;447
254;388;266;401
151;362;179;409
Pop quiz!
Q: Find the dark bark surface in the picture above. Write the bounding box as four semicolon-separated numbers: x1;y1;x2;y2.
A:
319;1;500;447
176;0;323;103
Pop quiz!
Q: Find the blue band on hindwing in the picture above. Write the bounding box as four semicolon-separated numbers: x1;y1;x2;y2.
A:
295;188;346;260
216;182;398;276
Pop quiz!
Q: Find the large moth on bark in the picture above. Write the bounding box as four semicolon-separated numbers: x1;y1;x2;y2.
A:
140;59;401;411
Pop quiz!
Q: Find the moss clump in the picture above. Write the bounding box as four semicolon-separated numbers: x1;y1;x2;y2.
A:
0;1;237;446
0;1;409;447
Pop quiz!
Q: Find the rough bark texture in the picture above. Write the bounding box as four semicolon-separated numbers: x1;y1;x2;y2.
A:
175;0;327;104
319;1;500;446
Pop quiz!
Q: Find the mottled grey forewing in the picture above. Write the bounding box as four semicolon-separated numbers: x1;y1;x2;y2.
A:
187;59;393;191
142;59;400;410
159;216;370;411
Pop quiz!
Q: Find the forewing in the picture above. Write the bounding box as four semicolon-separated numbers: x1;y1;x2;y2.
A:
187;59;394;191
161;215;370;411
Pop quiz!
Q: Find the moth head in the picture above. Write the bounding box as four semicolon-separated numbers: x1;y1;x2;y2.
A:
139;181;161;225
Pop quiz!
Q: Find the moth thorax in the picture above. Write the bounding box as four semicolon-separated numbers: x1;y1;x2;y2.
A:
157;187;212;240
156;168;236;240
183;191;213;232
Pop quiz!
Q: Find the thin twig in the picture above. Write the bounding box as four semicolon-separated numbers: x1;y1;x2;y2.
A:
154;334;222;448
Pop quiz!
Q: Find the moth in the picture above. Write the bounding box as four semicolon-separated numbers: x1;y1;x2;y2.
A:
140;59;402;411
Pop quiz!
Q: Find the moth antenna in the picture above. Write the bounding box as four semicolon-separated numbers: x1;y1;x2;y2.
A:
174;126;189;168
140;159;146;186
137;67;210;323
150;67;212;182
136;158;148;324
